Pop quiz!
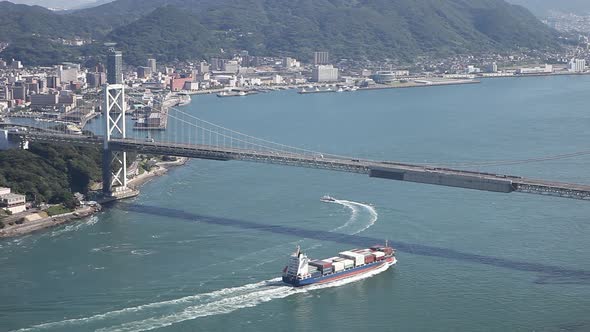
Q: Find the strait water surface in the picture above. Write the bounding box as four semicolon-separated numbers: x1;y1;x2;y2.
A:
2;76;590;331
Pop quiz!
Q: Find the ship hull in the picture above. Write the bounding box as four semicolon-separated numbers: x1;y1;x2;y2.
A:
283;257;396;287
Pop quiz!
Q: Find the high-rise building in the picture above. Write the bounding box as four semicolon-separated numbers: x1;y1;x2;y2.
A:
38;78;47;92
569;58;586;73
311;65;339;82
0;85;11;100
137;66;152;79
107;50;123;84
210;58;224;71
283;57;298;68
98;72;107;86
313;51;329;65
241;55;262;67
222;60;239;73
485;62;498;73
11;60;23;69
11;83;27;101
86;72;103;88
46;76;60;89
27;82;39;94
58;65;78;84
147;58;157;73
198;61;210;74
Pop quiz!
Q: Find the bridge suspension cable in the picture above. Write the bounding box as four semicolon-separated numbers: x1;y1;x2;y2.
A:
165;111;296;154
7;92;590;171
126;94;590;169
126;94;354;160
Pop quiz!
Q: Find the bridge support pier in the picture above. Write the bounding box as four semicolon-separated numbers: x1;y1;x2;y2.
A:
102;84;130;197
101;148;112;196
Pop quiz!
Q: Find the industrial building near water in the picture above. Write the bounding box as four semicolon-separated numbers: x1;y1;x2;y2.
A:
0;187;26;214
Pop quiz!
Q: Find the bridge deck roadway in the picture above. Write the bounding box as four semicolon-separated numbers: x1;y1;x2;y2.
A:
12;133;590;201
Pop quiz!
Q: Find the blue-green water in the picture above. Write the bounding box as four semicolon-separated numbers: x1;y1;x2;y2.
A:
2;76;590;331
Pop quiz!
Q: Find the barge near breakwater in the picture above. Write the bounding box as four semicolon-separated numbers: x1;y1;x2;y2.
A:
217;90;258;97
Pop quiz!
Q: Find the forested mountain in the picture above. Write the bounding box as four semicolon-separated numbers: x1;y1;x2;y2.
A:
506;0;590;16
79;0;561;63
0;0;562;65
0;143;102;207
0;2;96;41
107;6;219;65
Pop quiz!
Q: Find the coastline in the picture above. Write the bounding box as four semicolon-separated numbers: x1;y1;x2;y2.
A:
128;157;189;189
0;157;189;239
0;206;96;238
2;71;584;239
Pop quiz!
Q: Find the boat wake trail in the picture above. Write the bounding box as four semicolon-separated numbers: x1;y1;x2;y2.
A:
12;200;382;332
15;264;393;332
331;200;378;235
215;198;378;272
303;199;378;253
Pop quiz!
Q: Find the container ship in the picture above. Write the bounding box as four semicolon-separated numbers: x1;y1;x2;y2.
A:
282;243;396;287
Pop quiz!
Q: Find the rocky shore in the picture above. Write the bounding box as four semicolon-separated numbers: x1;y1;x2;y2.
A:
128;157;188;189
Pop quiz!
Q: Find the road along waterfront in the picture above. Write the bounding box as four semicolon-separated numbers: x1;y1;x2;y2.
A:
2;75;590;331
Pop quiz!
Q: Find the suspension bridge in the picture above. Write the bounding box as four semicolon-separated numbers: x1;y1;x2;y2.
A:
5;84;590;201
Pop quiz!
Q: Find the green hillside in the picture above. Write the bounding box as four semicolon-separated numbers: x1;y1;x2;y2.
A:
107;6;219;65
76;0;564;63
0;143;102;207
0;0;562;66
0;1;98;40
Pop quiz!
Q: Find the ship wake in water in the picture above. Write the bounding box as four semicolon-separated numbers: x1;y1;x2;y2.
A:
206;197;379;274
331;199;378;235
15;264;393;332
13;198;384;332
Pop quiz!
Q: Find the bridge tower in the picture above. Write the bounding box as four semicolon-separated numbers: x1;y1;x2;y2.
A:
102;83;128;196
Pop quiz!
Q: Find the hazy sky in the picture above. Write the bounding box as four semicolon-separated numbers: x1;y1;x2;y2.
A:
7;0;113;10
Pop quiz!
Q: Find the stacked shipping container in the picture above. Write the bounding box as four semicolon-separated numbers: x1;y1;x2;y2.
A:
302;246;395;277
309;260;334;274
338;251;365;267
334;246;394;270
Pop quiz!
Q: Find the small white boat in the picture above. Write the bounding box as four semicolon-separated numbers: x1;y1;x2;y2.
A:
320;195;336;203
